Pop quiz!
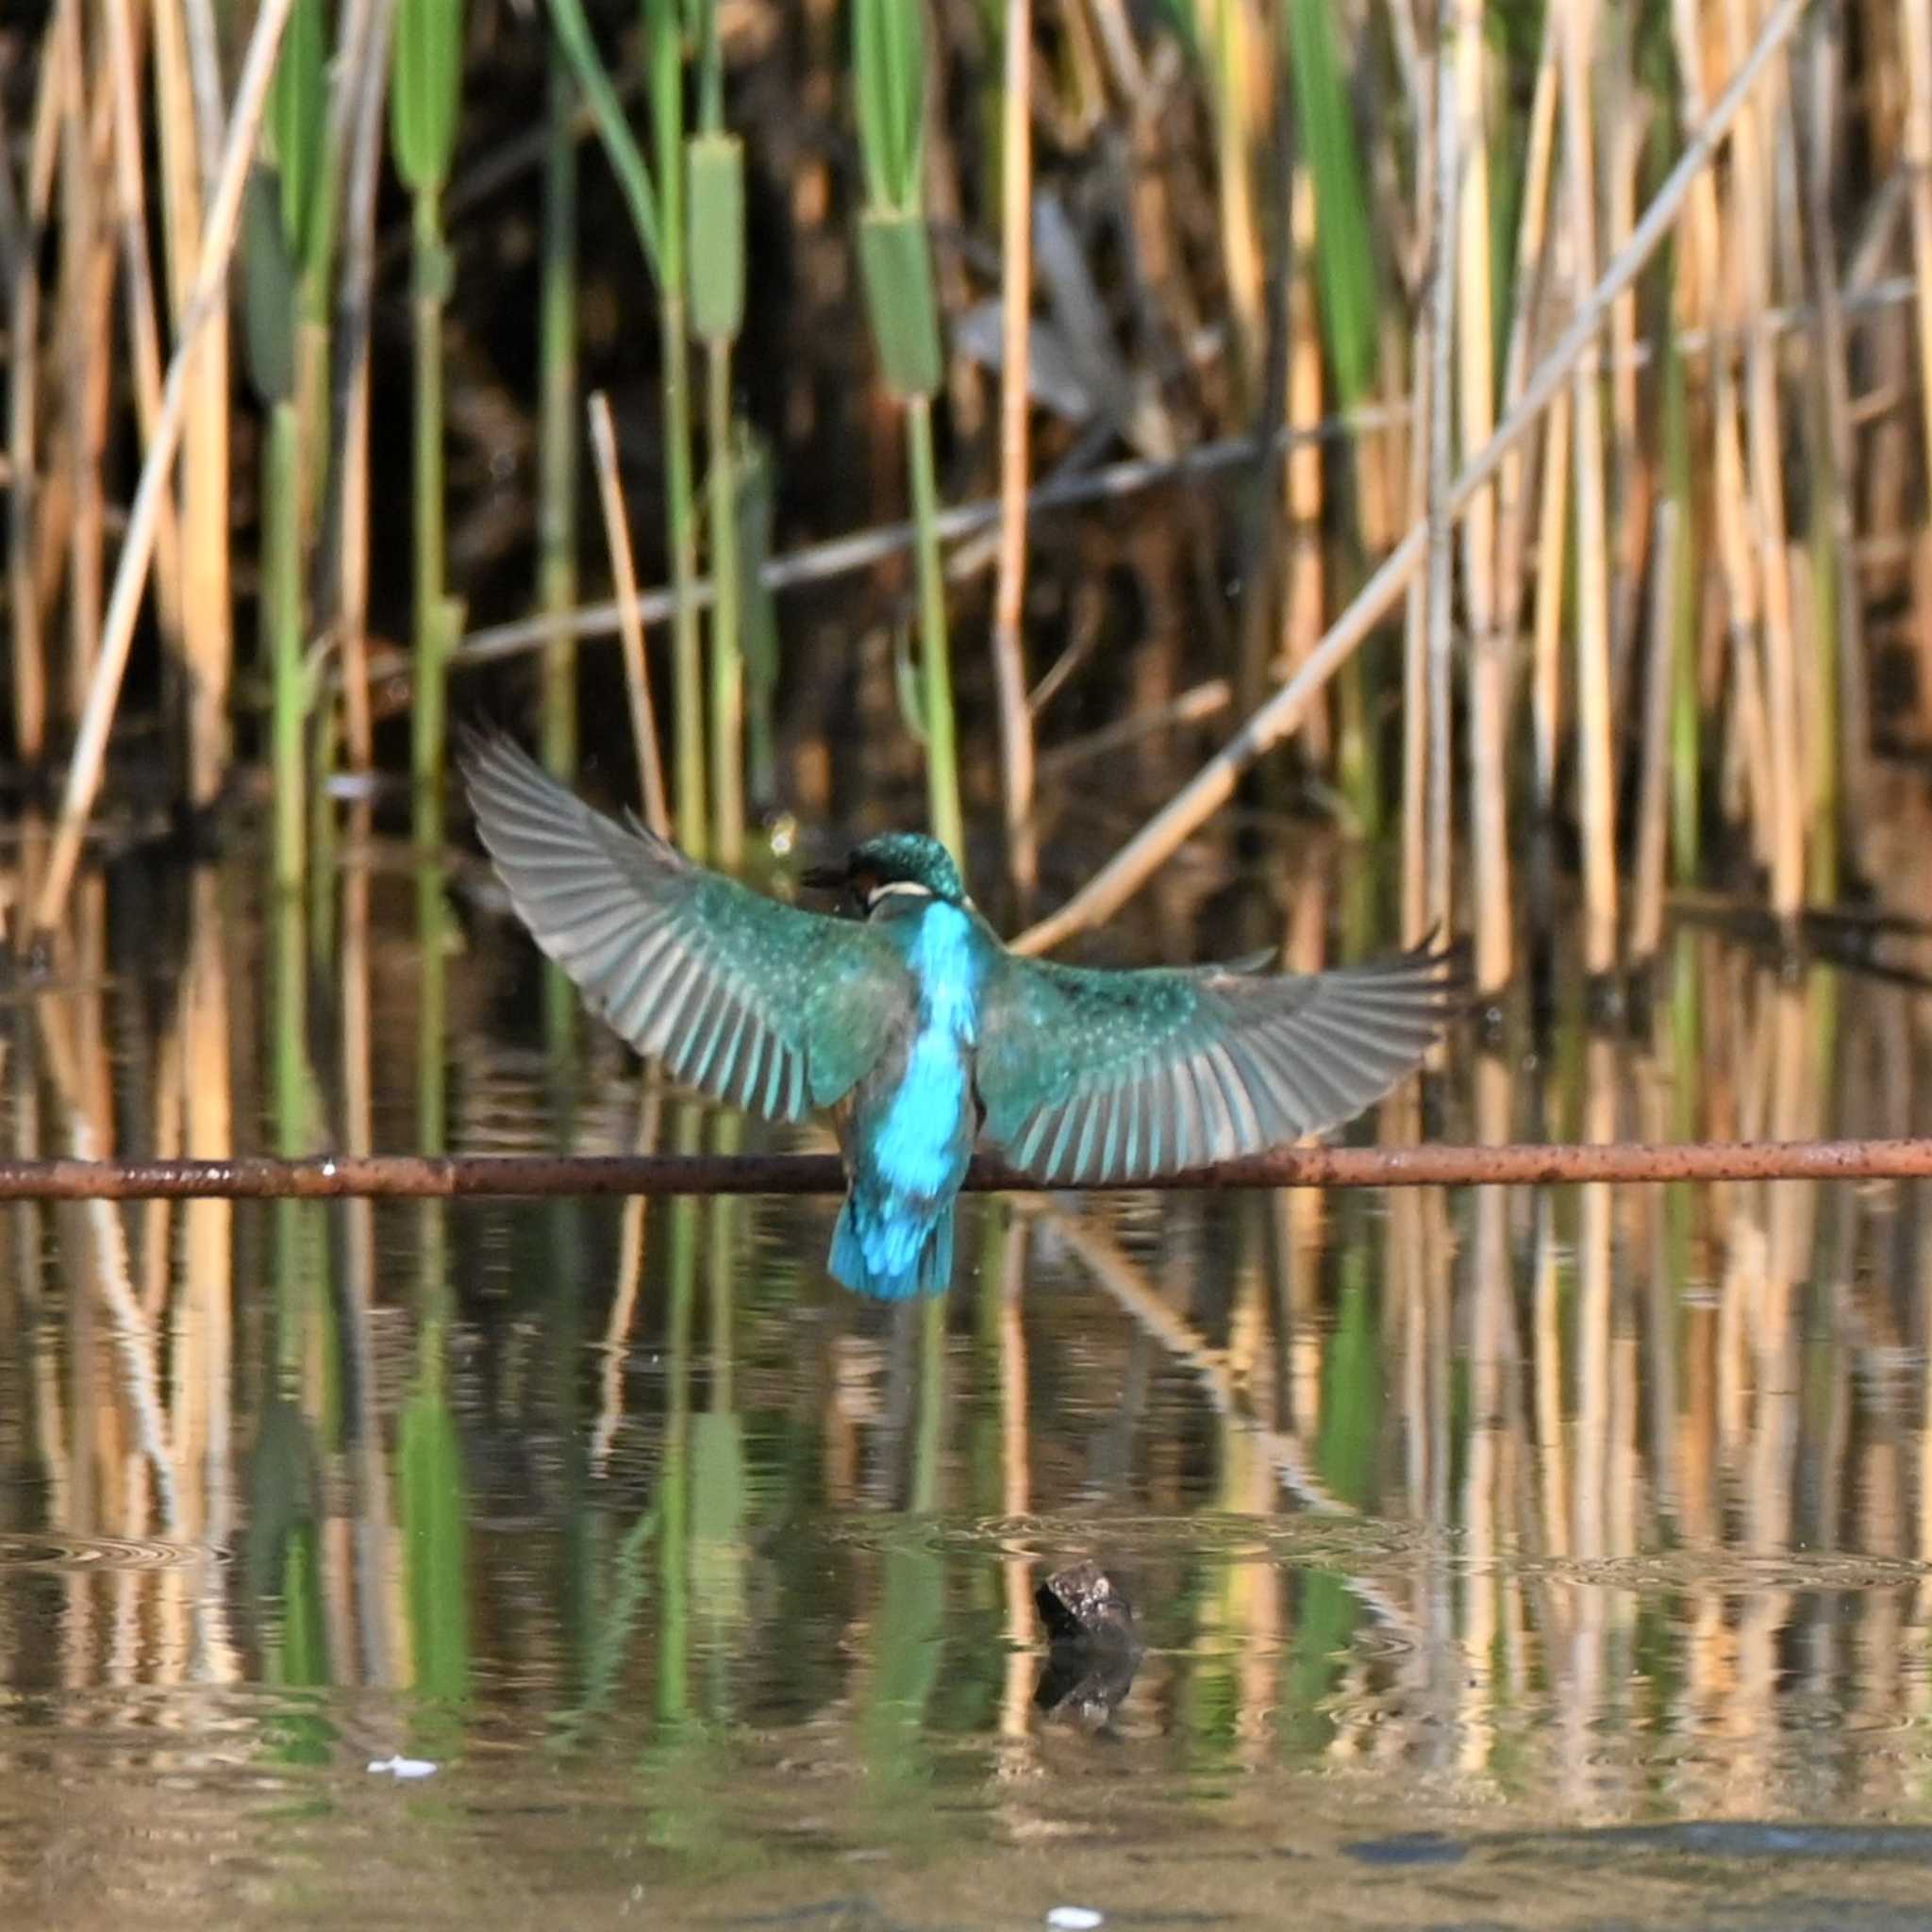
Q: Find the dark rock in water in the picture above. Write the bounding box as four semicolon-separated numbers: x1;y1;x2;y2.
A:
1034;1561;1142;1728
1035;1559;1137;1644
1033;1633;1141;1728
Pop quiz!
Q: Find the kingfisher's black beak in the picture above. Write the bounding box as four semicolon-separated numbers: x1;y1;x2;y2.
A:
801;861;848;891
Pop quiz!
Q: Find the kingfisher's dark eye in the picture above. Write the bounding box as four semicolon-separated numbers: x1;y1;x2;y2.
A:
851;869;881;905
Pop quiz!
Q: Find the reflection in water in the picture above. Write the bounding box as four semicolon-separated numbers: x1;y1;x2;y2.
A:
4;855;1932;1925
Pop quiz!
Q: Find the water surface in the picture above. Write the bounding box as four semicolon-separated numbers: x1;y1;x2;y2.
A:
5;856;1932;1929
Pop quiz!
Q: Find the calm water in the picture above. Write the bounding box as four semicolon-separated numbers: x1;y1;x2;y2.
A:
6;850;1932;1929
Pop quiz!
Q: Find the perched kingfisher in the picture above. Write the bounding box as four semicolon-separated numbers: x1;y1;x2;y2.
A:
460;730;1461;1300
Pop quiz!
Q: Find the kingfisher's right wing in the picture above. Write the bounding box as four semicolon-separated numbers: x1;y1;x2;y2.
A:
974;937;1463;1185
459;730;912;1120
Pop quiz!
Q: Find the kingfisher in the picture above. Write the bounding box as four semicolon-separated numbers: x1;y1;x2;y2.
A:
459;730;1461;1300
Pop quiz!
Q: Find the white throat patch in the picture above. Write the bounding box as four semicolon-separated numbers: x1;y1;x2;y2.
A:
864;879;936;912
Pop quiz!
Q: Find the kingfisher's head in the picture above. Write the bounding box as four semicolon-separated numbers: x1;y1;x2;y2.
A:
804;832;966;914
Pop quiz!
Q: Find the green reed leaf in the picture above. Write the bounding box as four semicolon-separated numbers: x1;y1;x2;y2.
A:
242;168;296;405
391;0;463;195
1283;0;1379;408
858;208;941;399
266;0;326;260
854;0;925;211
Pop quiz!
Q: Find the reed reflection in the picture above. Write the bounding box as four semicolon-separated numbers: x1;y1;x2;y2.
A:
3;856;1932;1828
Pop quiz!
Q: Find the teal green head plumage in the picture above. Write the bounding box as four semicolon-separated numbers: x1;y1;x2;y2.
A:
459;730;1463;1301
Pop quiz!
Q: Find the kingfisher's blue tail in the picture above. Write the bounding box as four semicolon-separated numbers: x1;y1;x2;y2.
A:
828;1191;957;1300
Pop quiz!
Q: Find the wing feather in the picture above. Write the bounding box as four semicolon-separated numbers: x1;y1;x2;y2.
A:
461;730;911;1117
978;936;1463;1183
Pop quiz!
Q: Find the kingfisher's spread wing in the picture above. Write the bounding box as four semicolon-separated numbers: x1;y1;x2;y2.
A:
975;938;1462;1184
460;731;911;1119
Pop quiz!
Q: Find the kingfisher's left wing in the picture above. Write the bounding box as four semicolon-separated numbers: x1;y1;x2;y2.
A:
974;938;1462;1185
459;730;912;1119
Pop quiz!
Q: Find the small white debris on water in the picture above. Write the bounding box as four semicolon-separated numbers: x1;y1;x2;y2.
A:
1046;1910;1103;1930
366;1754;438;1779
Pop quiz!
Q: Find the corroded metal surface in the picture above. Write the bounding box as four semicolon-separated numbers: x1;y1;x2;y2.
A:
0;1136;1926;1199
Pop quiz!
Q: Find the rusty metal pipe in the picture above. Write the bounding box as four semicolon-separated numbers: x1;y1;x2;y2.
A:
0;1137;1926;1200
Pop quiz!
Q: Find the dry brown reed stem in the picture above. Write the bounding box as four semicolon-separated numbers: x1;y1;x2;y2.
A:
1672;0;1767;859
1902;0;1932;543
1281;167;1326;761
1012;0;1811;959
1801;9;1870;864
1632;498;1682;961
1200;0;1265;397
53;0;103;714
1530;385;1571;823
1424;5;1457;939
1401;301;1432;950
151;0;230;813
101;0;185;653
1726;0;1805;925
990;0;1038;908
587;391;672;839
7;49;60;764
0;1134;1928;1200
1456;0;1509;992
1494;17;1559;641
1560;0;1618;978
28;0;297;940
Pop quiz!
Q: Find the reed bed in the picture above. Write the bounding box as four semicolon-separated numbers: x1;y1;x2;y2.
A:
0;0;1926;996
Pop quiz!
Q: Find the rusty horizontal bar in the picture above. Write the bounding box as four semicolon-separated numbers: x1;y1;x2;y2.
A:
0;1138;1926;1201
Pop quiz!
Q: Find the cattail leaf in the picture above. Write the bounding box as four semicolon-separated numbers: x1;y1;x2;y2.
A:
858;208;941;398
391;0;463;195
688;133;744;341
267;0;326;259
855;0;925;211
546;0;661;274
242;167;297;405
1283;0;1379;408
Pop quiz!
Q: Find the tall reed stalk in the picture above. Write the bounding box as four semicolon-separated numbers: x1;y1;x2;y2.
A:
691;0;746;868
537;37;579;783
1661;308;1701;886
391;0;463;855
250;0;328;896
989;0;1039;908
647;0;708;861
154;0;235;817
545;0;708;858
1283;0;1385;848
1453;0;1510;991
536;36;581;1056
854;0;963;861
1559;0;1617;980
